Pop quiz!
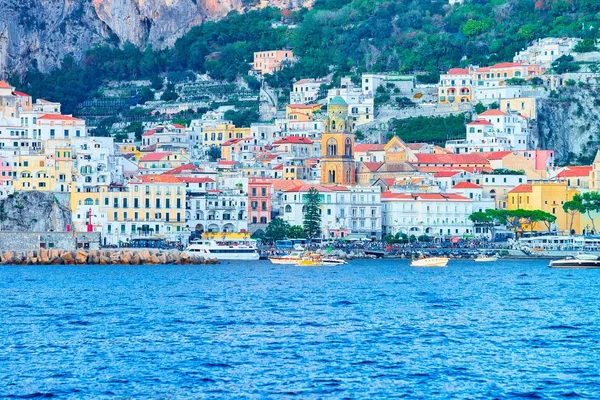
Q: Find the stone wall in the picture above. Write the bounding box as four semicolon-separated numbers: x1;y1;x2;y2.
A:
0;232;101;251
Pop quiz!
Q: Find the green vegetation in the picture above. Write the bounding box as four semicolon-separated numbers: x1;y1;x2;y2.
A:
207;145;222;161
303;188;322;239
10;0;600;114
573;38;598;53
469;208;557;239
390;114;467;144
264;218;306;240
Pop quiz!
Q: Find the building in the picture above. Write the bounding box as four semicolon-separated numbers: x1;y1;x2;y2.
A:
248;178;273;228
141;124;188;151
320;96;356;186
362;74;415;97
272;136;314;158
514;37;582;67
438;68;473;104
201;123;251;147
500;98;537;119
290;79;324;104
507;181;578;233
252;50;294;75
381;192;474;238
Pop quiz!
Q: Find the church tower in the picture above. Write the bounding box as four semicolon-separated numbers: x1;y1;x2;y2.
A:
320;96;356;185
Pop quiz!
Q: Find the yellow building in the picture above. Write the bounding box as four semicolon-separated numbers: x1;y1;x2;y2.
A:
438;68;473;104
320;96;356;185
99;175;187;245
500;97;537;119
202;123;251;147
507;181;579;233
13;154;52;191
285;104;321;120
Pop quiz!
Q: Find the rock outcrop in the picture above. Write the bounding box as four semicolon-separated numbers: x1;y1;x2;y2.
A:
0;191;71;232
533;86;600;164
0;0;309;77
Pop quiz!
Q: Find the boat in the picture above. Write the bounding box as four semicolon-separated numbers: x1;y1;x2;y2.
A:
549;254;600;268
296;254;325;266
322;258;347;266
474;255;498;262
268;251;304;265
184;238;260;261
514;235;600;258
410;257;449;267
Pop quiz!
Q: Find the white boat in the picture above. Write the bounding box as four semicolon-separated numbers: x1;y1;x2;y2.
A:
549;254;600;268
474;255;498;262
322;258;347;266
514;235;600;258
410;257;449;267
184;238;260;261
269;251;304;265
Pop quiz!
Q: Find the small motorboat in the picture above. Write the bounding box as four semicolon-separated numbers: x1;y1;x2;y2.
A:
549;254;600;268
269;251;304;265
410;257;449;267
322;258;347;266
474;254;498;262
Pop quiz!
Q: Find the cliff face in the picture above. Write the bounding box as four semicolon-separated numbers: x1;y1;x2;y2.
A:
533;86;600;164
0;192;71;232
0;0;307;77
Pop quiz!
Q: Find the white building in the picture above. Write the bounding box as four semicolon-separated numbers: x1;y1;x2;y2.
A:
141;124;188;151
280;184;383;239
186;186;248;235
362;73;415;97
514;37;581;67
381;192;473;238
473;85;525;105
327;88;374;127
290;79;325;104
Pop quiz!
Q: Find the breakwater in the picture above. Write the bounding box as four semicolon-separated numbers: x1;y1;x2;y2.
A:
0;249;218;265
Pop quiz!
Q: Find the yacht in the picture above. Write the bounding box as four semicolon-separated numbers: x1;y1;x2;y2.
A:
269;251;304;265
474;254;498;262
549;254;600;268
411;257;449;267
184;238;260;261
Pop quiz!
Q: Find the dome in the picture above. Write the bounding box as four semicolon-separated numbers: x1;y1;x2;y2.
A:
329;96;347;106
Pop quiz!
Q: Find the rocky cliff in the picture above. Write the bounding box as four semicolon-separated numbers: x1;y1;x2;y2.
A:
0;191;71;232
0;0;308;77
533;86;600;164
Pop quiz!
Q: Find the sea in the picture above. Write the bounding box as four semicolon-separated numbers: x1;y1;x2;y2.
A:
1;259;599;399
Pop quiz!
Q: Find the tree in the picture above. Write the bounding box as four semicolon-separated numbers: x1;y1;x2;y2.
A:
161;83;179;102
265;218;290;241
150;75;164;90
579;192;600;233
288;225;306;239
207;145;221;161
563;199;585;233
530;210;557;233
573;38;598;53
469;209;507;240
474;103;487;114
303;187;322;239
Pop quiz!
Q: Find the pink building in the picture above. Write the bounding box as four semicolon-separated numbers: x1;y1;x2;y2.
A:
0;156;13;198
248;178;273;227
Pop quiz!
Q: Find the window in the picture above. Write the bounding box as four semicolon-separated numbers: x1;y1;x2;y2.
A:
84;198;93;206
285;205;292;213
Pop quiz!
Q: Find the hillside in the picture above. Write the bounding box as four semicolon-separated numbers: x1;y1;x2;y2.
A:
7;0;600;115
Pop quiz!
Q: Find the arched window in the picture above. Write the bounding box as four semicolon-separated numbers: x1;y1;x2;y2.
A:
515;71;521;77
285;205;292;213
327;138;338;156
329;170;336;183
95;199;99;205
345;138;352;156
331;119;336;131
84;198;93;205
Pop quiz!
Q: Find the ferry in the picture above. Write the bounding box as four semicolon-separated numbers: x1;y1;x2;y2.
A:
184;238;260;261
549;254;600;269
514;235;600;257
411;257;449;267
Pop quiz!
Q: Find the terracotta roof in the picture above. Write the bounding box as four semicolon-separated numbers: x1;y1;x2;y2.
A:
272;164;283;170
480;151;514;160
419;166;493;173
285;183;334;193
139;152;172;162
142;128;157;137
294;79;318;85
133;175;182;184
273;136;313;145
406;143;428;150
478;109;507;117
490;62;524;69
508;183;533;194
361;162;384;172
217;160;238;166
453;181;483;189
467;120;493;126
413;193;471;201
434;171;463;178
0;81;12;89
446;68;470;75
179;177;215;183
354;144;386;152
173;123;186;129
38;114;83;121
415;154;489;165
287;104;320;109
556;166;593;178
163;163;203;175
222;138;244;146
381;192;413;200
272;179;305;191
13;91;29;97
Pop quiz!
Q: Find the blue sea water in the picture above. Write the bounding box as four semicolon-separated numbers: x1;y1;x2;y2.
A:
1;259;600;399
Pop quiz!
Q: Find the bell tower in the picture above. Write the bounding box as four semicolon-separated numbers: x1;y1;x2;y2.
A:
320;96;356;185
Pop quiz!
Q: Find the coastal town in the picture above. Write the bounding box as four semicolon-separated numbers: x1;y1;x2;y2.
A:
1;37;600;249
